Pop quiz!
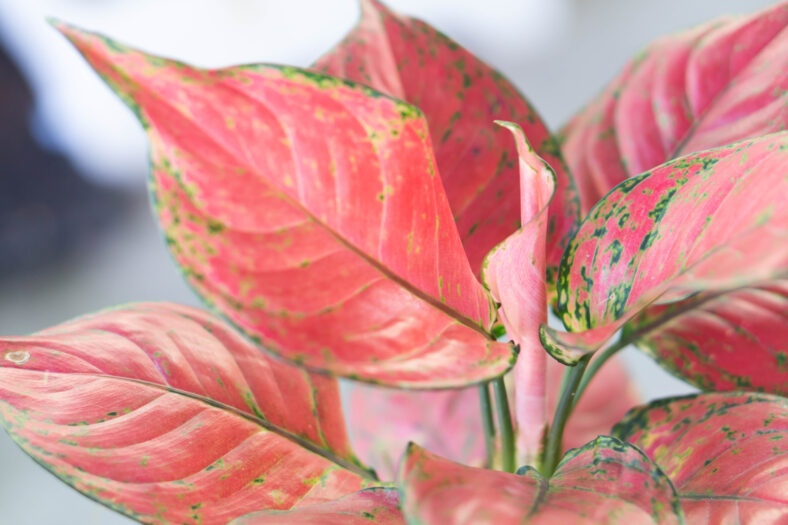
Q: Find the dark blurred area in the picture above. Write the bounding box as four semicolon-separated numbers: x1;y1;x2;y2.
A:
0;43;126;281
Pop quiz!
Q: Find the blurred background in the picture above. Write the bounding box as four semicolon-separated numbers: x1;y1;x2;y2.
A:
0;0;774;522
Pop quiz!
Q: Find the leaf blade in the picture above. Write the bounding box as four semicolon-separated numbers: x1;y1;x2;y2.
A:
315;0;580;278
614;392;788;524
626;281;788;394
548;132;788;364
0;303;397;523
398;437;683;524
229;488;403;524
561;3;788;214
56;22;516;388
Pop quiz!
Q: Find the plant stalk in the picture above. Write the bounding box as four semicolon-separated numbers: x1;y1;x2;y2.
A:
541;353;591;477
478;382;496;468
492;377;515;473
573;337;630;408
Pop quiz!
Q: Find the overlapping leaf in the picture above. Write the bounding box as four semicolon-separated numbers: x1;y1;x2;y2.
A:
345;355;638;480
545;132;788;364
0;303;400;524
614;392;788;524
562;2;788;213
625;281;788;394
398;437;683;524
57;23;516;388
315;0;579;279
1;303;358;464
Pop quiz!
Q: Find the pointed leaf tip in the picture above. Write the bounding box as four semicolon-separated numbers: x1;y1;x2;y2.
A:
539;324;586;366
494;120;535;153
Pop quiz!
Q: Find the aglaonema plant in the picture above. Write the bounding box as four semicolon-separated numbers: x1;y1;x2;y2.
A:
1;1;786;523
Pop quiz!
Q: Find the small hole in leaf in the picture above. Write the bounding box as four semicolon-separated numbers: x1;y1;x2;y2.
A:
4;350;30;365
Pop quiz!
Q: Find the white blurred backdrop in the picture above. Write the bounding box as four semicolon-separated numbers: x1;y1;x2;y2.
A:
0;0;774;523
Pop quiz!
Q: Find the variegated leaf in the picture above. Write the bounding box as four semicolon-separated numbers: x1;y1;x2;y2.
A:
0;303;389;524
315;0;580;280
545;132;788;364
229;488;403;524
57;23;516;388
398;437;683;524
614;392;788;524
625;281;788;394
562;2;788;214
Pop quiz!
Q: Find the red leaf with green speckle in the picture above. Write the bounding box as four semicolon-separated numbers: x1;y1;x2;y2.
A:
315;0;580;280
0;303;400;524
398;437;684;524
345;355;638;480
614;392;788;525
229;488;402;524
57;23;516;388
625;280;788;394
544;132;788;364
562;3;787;214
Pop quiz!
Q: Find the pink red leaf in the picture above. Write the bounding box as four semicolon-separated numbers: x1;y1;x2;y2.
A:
398;437;683;524
561;3;787;214
229;488;403;524
545;132;788;364
0;302;360;466
344;355;638;480
614;392;788;524
315;0;580;279
0;304;394;523
626;281;788;394
56;23;516;388
482;122;555;463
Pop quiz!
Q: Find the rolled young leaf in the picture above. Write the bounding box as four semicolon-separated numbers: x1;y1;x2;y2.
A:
562;2;788;214
0;303;397;524
482;122;555;465
624;280;788;394
614;392;788;524
398;436;684;524
56;22;516;388
315;0;580;280
545;132;788;364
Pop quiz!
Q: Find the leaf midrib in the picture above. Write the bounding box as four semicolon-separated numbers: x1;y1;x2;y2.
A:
143;65;493;339
3;368;378;481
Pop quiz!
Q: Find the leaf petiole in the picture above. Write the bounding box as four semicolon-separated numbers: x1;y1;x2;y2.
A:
492;377;516;473
479;382;497;468
573;336;630;408
541;353;591;477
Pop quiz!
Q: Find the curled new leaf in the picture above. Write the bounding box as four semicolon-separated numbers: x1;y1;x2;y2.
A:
614;392;788;524
398;437;683;524
57;23;517;388
482;122;555;463
0;303;393;524
316;0;580;279
545;132;788;364
562;3;788;213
